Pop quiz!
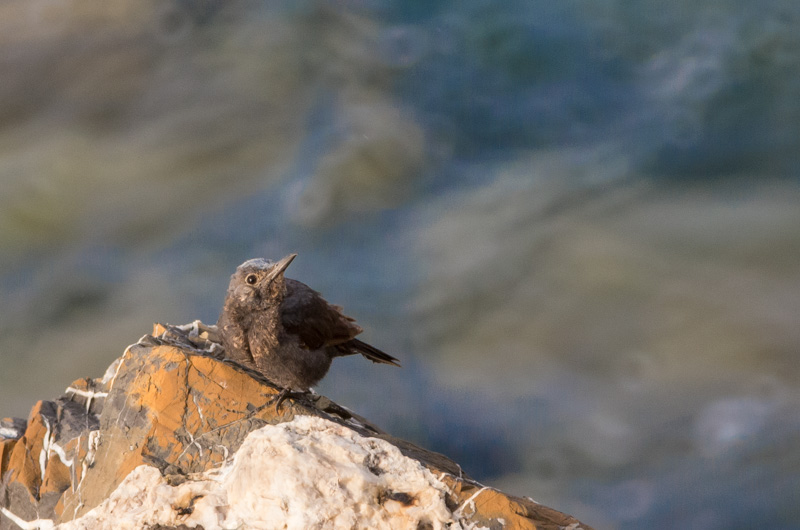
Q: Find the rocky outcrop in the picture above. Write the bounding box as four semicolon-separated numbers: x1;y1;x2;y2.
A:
1;322;593;529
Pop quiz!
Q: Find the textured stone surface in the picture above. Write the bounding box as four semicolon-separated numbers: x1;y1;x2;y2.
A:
0;323;593;530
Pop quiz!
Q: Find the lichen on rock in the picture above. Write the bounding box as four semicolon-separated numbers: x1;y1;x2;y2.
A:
0;323;593;530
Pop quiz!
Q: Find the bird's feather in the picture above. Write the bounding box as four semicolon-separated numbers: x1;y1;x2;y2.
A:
281;279;363;349
338;338;401;366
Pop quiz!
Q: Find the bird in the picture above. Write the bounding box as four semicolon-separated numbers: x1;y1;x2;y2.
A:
217;253;400;410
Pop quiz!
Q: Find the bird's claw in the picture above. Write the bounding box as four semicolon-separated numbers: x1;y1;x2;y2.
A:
270;388;307;413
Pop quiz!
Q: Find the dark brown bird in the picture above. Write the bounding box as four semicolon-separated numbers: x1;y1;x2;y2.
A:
217;254;400;409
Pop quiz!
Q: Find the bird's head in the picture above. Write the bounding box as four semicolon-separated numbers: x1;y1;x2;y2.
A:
226;253;297;310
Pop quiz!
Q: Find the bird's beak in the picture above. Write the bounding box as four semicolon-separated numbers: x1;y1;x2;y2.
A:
263;253;297;284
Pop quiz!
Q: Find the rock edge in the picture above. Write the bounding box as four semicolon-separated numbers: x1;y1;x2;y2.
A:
0;322;593;530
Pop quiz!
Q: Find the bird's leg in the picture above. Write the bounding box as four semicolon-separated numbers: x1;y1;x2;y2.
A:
270;387;309;413
272;388;291;412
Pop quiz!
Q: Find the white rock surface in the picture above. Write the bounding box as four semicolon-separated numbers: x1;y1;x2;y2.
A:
59;416;464;530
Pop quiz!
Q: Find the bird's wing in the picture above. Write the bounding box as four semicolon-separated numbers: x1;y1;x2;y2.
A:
281;279;363;350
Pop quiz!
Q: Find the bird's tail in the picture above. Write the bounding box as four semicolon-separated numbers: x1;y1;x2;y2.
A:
345;339;401;366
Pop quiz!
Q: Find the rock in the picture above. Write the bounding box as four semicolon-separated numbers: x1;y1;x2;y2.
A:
0;322;593;530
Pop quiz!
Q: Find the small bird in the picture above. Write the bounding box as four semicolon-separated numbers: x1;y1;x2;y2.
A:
217;254;400;410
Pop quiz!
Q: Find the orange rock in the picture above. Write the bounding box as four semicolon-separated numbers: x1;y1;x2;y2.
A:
5;401;50;503
0;439;16;479
0;323;594;530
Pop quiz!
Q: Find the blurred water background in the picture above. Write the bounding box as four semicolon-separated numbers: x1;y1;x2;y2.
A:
1;1;800;527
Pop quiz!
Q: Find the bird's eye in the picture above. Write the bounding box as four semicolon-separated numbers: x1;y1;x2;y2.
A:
246;274;258;285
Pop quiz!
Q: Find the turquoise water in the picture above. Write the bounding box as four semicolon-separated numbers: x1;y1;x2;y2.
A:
1;1;799;527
